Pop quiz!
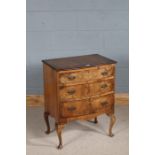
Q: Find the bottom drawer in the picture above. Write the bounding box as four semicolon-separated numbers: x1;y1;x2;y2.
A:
61;99;90;117
61;94;114;118
91;94;114;113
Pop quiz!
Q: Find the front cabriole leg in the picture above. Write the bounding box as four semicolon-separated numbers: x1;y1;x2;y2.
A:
108;114;116;137
55;123;65;149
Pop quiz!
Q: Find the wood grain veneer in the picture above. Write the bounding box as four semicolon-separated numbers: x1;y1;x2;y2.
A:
41;54;118;149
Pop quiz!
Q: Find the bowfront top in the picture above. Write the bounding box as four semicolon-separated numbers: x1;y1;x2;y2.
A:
42;54;117;71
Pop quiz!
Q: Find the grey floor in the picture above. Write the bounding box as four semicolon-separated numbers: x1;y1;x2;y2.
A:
26;105;129;155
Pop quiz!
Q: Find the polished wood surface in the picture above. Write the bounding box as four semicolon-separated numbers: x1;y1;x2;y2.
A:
58;64;115;85
43;64;57;118
42;54;117;149
59;84;89;102
26;93;129;106
89;79;114;96
42;54;117;71
61;99;90;117
90;94;114;113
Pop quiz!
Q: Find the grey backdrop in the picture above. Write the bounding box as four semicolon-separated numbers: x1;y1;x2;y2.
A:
26;0;129;94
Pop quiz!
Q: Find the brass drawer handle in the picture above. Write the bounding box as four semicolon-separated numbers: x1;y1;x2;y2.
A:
100;101;108;107
67;106;76;112
67;75;76;80
67;89;76;95
101;71;108;76
101;84;108;89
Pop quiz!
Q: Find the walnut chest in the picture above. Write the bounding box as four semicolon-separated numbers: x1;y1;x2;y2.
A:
42;54;117;149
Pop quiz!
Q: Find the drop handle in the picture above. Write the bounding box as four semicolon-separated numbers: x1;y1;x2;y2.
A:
67;75;76;80
67;89;76;95
67;106;76;112
100;101;108;107
101;84;108;89
101;71;108;76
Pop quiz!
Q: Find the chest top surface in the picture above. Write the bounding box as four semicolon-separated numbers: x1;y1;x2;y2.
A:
42;54;117;71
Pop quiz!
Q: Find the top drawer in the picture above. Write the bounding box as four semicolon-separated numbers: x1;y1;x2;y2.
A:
59;65;115;85
59;70;89;85
90;65;115;80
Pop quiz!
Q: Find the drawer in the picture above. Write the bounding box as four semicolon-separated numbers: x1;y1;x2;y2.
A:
91;94;114;113
61;100;90;117
58;65;115;85
97;65;114;79
89;79;114;96
59;84;89;102
59;71;89;85
88;65;114;81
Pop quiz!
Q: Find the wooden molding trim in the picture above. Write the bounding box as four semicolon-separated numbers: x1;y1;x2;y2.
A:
26;93;129;107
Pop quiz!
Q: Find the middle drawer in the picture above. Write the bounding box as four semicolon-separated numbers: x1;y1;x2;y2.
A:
59;84;89;102
89;79;114;96
59;79;114;102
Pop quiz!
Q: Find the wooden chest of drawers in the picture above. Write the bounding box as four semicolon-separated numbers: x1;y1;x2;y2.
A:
42;54;117;149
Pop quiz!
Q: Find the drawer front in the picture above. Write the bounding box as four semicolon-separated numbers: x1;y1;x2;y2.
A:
59;71;89;85
97;65;114;79
59;65;115;85
88;65;114;81
91;94;114;113
59;84;89;102
89;79;114;96
61;100;90;117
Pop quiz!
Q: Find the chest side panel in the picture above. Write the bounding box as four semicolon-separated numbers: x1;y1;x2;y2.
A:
43;64;58;117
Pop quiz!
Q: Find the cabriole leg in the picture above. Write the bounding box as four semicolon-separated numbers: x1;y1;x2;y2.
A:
108;114;116;137
94;117;98;124
55;123;64;149
44;112;50;134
